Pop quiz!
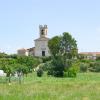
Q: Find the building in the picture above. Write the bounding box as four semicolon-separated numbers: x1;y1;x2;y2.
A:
17;48;29;56
79;52;100;60
34;25;50;57
17;25;50;57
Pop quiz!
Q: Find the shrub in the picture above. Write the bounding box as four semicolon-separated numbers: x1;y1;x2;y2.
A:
96;56;100;61
80;63;88;72
53;71;64;77
51;56;65;77
80;59;94;63
47;70;53;76
64;61;79;77
66;67;77;77
89;62;95;72
37;68;43;77
42;57;51;63
41;61;52;71
95;63;100;72
89;62;100;72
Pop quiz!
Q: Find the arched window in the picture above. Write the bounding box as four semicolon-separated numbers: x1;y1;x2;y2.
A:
41;29;44;35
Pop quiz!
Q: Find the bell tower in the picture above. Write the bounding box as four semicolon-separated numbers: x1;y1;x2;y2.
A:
34;25;50;57
39;25;48;38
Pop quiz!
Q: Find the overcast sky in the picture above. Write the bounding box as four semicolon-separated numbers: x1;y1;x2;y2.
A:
0;0;100;54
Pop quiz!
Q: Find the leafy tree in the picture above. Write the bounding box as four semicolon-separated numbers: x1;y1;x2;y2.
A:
48;32;78;77
60;32;78;58
2;64;15;83
0;58;16;83
14;64;28;84
17;56;41;72
48;32;78;59
48;36;61;57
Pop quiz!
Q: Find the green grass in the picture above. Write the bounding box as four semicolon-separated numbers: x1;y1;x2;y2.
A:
0;72;100;100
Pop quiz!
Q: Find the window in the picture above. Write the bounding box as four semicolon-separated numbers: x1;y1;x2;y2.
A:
41;29;44;35
42;51;45;56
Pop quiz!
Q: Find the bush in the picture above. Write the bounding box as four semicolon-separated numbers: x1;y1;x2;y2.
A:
53;71;64;77
89;62;100;72
51;56;65;77
96;56;100;61
66;67;77;77
40;61;52;71
64;60;79;77
95;64;100;72
80;63;88;72
42;57;51;63
37;68;43;77
47;70;53;76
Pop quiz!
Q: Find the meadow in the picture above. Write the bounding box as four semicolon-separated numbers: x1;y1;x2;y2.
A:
0;72;100;100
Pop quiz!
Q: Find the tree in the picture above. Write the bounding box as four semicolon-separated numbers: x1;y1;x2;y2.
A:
0;58;16;83
60;32;77;58
2;64;15;83
48;32;78;77
15;64;25;84
17;55;41;72
0;53;8;58
48;36;61;57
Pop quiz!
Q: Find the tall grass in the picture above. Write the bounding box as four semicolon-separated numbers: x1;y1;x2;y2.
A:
0;72;100;100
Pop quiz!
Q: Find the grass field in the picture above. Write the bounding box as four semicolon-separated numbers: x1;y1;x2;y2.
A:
0;72;100;100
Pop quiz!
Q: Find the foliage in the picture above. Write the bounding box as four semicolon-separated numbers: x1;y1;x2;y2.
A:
96;56;100;60
80;59;94;63
16;55;41;72
89;62;100;72
0;53;8;58
60;32;78;58
51;56;65;77
64;60;79;77
0;54;42;83
48;32;78;77
42;56;51;63
37;68;43;77
80;63;88;72
66;67;77;77
48;36;61;56
38;61;52;71
2;64;15;83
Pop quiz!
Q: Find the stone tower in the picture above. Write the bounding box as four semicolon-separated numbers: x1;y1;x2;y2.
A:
34;25;50;57
39;25;48;38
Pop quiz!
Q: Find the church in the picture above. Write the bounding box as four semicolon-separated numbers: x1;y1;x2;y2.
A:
17;25;50;57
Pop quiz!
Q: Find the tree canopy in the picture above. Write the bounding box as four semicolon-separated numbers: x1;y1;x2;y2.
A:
48;32;78;77
48;32;78;58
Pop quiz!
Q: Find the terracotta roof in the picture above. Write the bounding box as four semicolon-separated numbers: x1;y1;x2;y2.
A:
27;47;35;51
79;52;100;55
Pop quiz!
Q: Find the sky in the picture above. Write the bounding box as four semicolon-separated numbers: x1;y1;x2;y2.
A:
0;0;100;54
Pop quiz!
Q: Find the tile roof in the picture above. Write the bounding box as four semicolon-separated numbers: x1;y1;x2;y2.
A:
79;52;100;55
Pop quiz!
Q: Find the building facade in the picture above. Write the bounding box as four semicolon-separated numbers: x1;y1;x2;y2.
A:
17;25;50;57
79;52;100;60
17;48;29;56
34;25;50;57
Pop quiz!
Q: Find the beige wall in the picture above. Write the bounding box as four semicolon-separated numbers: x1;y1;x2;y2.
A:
35;40;50;57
